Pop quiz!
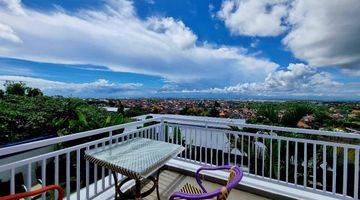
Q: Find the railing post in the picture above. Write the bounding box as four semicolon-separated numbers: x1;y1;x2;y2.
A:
109;131;113;147
109;131;113;185
205;121;208;165
160;118;165;141
10;168;15;194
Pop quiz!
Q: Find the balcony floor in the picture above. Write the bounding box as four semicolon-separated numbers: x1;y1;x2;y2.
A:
94;170;268;200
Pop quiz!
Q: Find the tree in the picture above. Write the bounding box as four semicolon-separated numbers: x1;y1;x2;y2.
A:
214;101;220;107
0;95;131;145
0;89;4;99
256;103;279;125
179;106;190;115
124;105;145;117
27;88;43;97
108;99;116;107
5;82;26;96
117;102;125;115
209;106;219;117
281;103;314;127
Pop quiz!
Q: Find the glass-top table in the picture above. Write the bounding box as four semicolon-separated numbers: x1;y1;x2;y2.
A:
84;137;184;199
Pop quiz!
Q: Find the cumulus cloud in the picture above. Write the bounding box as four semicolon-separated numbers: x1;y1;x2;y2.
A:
146;17;197;49
171;63;360;98
0;0;278;87
218;0;360;73
0;22;22;43
0;75;143;97
217;0;288;37
1;0;357;100
0;0;25;15
283;0;360;70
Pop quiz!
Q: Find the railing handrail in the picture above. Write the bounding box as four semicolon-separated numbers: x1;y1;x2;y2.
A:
162;116;360;139
165;122;360;149
0;124;160;172
0;117;162;157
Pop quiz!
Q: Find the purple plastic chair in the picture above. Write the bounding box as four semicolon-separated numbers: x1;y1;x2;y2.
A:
169;165;243;200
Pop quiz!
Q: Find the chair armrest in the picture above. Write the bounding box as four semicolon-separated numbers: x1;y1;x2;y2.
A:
0;185;64;200
195;165;233;193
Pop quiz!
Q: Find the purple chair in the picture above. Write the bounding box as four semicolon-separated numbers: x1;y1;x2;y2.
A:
169;165;243;200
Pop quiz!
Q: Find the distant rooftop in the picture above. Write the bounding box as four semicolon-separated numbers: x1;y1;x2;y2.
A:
102;106;118;112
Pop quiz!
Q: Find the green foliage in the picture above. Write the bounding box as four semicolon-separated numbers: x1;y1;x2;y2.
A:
209;107;219;117
27;87;43;97
124;105;145;117
0;95;129;145
280;103;314;127
180;106;205;116
343;110;360;129
4;82;44;97
0;89;4;99
5;81;26;96
179;104;223;117
164;125;183;144
253;103;279;125
117;102;125;115
246;101;359;130
214;101;220;107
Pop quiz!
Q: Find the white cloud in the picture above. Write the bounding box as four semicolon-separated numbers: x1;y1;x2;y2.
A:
0;0;25;15
0;75;144;97
2;0;357;100
218;0;360;73
218;0;288;37
283;0;360;71
146;17;197;49
172;63;360;98
0;0;278;87
0;22;22;43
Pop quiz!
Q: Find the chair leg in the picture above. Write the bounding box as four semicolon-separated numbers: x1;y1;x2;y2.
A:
156;170;161;200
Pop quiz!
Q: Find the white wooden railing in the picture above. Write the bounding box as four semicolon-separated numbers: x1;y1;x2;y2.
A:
0;117;161;200
159;116;360;200
0;115;359;200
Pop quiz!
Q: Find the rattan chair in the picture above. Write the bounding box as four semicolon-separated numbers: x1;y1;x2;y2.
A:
169;165;243;200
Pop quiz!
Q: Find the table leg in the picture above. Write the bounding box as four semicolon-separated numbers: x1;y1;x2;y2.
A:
155;166;167;200
111;168;165;200
135;179;141;200
112;172;119;199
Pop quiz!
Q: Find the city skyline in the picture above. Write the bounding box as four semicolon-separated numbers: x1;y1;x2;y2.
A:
0;0;359;100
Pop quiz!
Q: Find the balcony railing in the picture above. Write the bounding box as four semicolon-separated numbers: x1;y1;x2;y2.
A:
0;115;359;200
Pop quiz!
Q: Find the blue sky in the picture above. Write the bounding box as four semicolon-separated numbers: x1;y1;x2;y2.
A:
0;0;359;100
